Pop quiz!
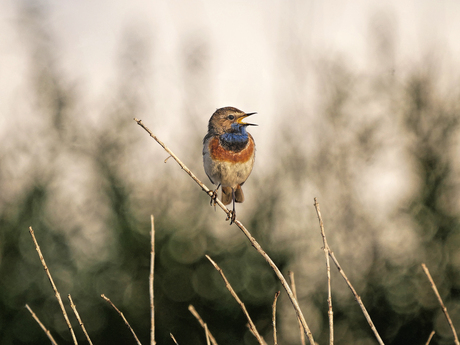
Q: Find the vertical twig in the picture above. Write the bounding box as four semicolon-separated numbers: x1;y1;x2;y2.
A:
206;255;267;345
25;304;59;345
150;215;156;345
188;305;219;345
313;199;334;345
272;291;280;345
28;227;78;345
425;330;435;345
422;263;459;345
312;199;385;345
68;295;93;345
134;119;316;345
101;294;142;345
289;271;306;345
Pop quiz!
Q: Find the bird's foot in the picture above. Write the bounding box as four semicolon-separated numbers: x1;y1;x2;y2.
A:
209;189;218;208
226;210;236;225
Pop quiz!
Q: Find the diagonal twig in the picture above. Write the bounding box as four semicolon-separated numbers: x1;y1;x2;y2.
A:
101;294;142;345
422;263;459;345
206;255;266;345
150;215;156;345
313;199;385;345
188;305;218;345
134;118;316;345
25;304;59;345
425;330;435;345
68;295;93;345
170;333;179;345
29;227;78;345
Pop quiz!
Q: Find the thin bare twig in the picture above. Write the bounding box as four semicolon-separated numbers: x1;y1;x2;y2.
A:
272;291;280;345
188;305;218;345
425;330;435;345
206;255;266;345
25;304;59;345
150;215;156;345
101;294;142;345
313;199;334;345
289;271;306;345
422;263;459;345
313;199;385;345
68;295;93;345
134;118;316;345
28;227;78;345
170;333;179;345
204;323;211;345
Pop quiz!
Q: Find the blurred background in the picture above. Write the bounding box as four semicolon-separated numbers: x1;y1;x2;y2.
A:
1;0;460;344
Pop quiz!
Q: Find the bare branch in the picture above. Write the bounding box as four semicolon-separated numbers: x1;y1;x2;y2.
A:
25;304;59;345
425;330;435;345
188;305;219;345
422;263;459;345
134;118;316;345
206;255;266;345
28;227;78;345
204;323;211;345
313;199;334;345
150;215;156;345
313;199;385;345
272;291;280;345
68;295;93;345
289;271;306;345
170;333;179;345
101;294;142;345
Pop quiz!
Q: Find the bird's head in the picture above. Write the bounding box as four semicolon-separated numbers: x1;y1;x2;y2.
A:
208;107;257;135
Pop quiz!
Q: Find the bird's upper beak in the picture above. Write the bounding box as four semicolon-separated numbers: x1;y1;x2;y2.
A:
237;112;257;126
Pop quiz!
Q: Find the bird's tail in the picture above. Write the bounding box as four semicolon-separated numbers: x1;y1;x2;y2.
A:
235;184;244;203
221;185;245;205
221;187;233;205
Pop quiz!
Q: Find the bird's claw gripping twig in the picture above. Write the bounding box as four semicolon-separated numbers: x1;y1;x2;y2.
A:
209;190;218;210
226;210;236;225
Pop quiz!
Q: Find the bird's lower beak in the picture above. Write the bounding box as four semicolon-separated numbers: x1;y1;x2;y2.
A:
237;112;257;126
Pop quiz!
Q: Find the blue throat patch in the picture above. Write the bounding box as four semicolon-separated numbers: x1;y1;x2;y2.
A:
220;124;249;152
220;124;248;143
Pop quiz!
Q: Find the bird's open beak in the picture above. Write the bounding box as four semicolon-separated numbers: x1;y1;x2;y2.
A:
237;112;257;126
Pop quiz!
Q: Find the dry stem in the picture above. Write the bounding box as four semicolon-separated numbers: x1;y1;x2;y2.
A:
150;215;156;345
313;199;334;345
289;271;306;345
422;263;459;345
425;330;435;345
68;295;93;345
313;199;385;345
204;323;211;345
188;305;218;345
206;255;266;345
272;291;280;345
134;118;316;345
25;304;58;345
28;227;78;345
170;333;179;345
101;294;142;345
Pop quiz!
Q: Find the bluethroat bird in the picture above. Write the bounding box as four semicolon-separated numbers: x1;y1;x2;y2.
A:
203;107;257;224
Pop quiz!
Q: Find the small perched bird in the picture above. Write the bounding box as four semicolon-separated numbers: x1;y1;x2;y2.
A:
203;107;257;224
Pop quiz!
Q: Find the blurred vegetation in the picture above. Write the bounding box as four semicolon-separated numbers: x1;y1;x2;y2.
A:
1;4;460;345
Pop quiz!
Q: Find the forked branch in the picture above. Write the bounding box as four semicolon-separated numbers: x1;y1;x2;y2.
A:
313;199;385;345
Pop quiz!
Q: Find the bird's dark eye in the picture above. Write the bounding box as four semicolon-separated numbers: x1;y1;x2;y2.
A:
228;115;235;120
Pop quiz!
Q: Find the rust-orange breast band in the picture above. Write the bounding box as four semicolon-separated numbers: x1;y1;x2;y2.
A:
209;136;255;163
